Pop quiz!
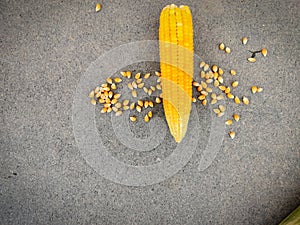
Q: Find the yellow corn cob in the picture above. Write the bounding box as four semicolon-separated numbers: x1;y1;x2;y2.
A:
159;4;194;143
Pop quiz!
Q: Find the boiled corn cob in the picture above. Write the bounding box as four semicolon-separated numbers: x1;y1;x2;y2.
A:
159;4;194;143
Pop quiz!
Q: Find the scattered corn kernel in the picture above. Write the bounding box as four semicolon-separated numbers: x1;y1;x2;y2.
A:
229;131;235;139
225;87;231;94
129;103;135;110
136;105;142;112
230;70;236;76
242;96;249;105
135;73;141;80
213;108;221;114
214;80;220;87
232;81;239;88
96;3;101;12
227;93;234;99
137;83;144;88
148;111;153;118
128;83;133;90
225;120;233;125
115;110;122;116
251;86;258;93
198;95;206;100
155;97;161;104
234;96;241;104
114;93;121;99
203;64;210;71
202;99;207;106
156;84;162;90
100;108;107;113
90;99;96;105
138;100;143;107
257;87;263;92
200;61;206;68
132;90;137;98
261;48;267;57
217;112;225;117
248;57;256;63
242;37;248;45
106;77;113;84
219;43;225;51
144;115;149;122
114;77;122;83
89;91;95;98
130;116;137;122
120;71;127;77
212;65;218;72
111;83;117;90
211;99;217;105
148;101;154;107
233;114;240;122
155;71;161;77
218;68;224;75
219;105;226;112
144;73;151;79
192;97;197;103
225;47;231;54
217;94;224;100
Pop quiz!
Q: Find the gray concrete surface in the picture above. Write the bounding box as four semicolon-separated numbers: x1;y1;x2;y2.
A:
1;0;299;224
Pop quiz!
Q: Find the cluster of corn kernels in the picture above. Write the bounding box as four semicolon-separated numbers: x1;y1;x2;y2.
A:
88;71;163;123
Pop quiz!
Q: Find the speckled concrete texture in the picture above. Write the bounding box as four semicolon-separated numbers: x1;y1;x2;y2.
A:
1;0;299;224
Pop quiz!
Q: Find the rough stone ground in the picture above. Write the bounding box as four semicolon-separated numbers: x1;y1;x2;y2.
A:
1;0;299;224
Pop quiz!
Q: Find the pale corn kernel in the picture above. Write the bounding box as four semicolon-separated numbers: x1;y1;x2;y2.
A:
120;71;127;77
128;83;134;90
202;99;207;106
123;100;129;106
219;43;225;50
155;97;161;104
144;73;151;79
123;105;129;110
211;93;217;99
218;68;224;75
89;91;95;98
138;100;143;107
132;90;137;98
214;80;220;87
219;105;226;112
217;112;225;117
136;105;142;112
213;108;221;114
111;83;117;90
106;77;113;84
198;95;206;100
248;57;256;63
129;102;135;110
232;81;239;88
156;84;162;90
130;116;137;122
137;83;144;88
230;70;236;76
257;87;263;93
216;94;224;100
155;71;161;77
115;110;122;116
242;96;249;105
225;47;231;54
132;81;137;89
200;61;206;68
225;120;233;125
211;99;217;105
112;106;118;112
90;99;96;105
203;64;210;71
